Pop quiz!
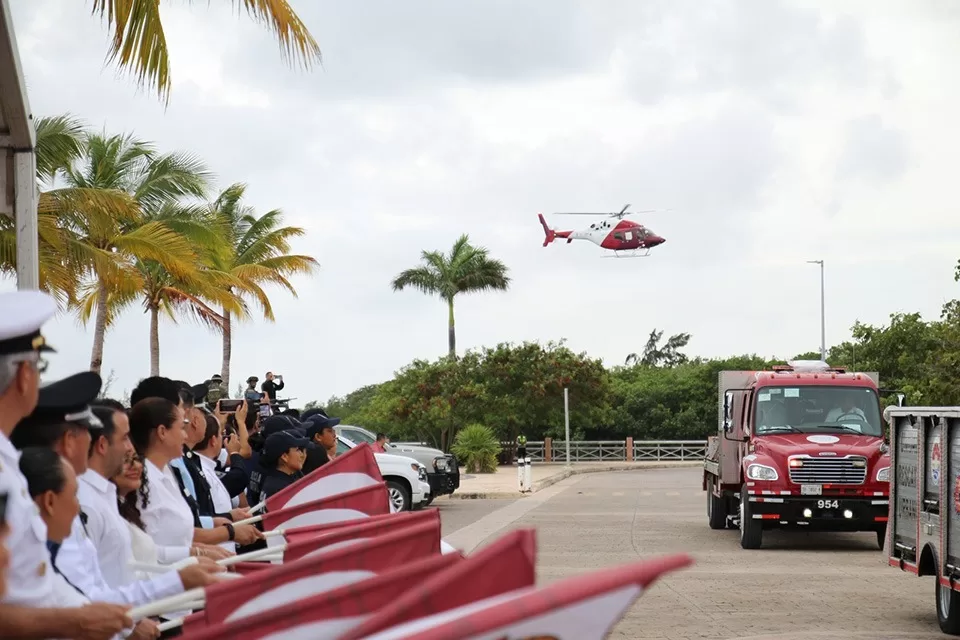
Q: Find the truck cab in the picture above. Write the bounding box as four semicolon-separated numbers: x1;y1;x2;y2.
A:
703;360;890;549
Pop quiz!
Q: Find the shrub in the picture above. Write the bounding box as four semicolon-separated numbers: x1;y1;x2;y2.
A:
451;423;501;473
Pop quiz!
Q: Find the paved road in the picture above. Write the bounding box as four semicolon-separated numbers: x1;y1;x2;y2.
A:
435;496;516;537
439;467;944;640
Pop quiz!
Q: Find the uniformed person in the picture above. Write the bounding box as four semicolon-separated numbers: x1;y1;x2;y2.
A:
0;290;132;639
205;374;227;406
10;371;226;640
516;434;528;460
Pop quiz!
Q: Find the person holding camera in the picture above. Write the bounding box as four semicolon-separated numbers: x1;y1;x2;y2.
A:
260;372;284;405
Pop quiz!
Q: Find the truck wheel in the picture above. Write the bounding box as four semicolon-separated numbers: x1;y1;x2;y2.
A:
936;572;960;634
707;480;727;530
386;480;411;512
739;486;763;550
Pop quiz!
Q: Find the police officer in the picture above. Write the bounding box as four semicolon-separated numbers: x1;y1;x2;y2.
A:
0;290;132;639
516;434;527;461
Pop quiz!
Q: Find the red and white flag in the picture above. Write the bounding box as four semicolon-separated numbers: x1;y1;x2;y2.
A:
180;519;440;634
180;553;463;640
362;552;693;640
261;481;391;531
282;508;441;562
340;528;538;640
265;442;383;511
280;509;437;546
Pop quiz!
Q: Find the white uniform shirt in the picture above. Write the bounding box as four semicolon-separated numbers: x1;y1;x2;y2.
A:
0;432;84;607
197;453;236;552
197;453;233;514
54;469;184;605
140;459;195;563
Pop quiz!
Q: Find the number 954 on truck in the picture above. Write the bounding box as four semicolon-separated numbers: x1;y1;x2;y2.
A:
702;361;890;550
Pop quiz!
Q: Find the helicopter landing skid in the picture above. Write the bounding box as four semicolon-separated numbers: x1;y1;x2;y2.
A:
603;249;651;258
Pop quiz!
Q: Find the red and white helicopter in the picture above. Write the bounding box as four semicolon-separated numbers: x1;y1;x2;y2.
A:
537;204;666;258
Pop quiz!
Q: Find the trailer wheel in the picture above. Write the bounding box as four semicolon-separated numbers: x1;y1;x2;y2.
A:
739;486;763;549
936;572;960;634
707;479;727;530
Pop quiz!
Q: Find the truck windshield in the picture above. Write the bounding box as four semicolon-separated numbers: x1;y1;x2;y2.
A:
754;385;882;437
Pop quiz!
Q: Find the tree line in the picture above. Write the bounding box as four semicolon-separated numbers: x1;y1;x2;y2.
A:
0;115;318;390
314;294;960;449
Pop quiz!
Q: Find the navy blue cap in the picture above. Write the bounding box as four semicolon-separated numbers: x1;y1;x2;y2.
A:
262;415;304;437
262;430;311;463
305;414;340;439
301;407;328;421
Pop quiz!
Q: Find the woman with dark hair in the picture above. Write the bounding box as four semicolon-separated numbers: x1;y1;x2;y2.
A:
18;447;86;599
128;398;261;563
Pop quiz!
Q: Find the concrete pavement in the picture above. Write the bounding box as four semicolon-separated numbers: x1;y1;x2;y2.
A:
435;467;942;639
444;461;702;499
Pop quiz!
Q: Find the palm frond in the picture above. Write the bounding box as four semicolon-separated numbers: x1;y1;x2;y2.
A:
233;0;322;71
391;266;444;296
91;0;320;104
134;151;213;213
91;0;171;103
35;114;88;185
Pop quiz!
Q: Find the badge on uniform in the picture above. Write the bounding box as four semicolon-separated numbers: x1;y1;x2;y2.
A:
37;561;46;577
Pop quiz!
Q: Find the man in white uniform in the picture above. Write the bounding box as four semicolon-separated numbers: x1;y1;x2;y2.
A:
11;372;226;639
0;290;132;639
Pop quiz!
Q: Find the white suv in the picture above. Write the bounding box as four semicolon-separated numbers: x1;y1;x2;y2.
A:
336;435;430;512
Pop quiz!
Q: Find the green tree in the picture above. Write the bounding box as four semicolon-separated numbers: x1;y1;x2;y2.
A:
206;183;319;391
91;0;322;103
391;234;510;359
65;132;213;373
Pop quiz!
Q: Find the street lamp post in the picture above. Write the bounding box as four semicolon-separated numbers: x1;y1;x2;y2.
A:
807;260;826;361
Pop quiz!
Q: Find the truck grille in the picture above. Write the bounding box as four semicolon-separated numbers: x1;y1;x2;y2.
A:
788;456;867;485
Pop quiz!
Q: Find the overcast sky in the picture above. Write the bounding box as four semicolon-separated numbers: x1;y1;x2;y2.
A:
5;0;960;404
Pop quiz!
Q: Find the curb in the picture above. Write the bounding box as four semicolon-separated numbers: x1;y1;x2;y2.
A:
440;461;703;500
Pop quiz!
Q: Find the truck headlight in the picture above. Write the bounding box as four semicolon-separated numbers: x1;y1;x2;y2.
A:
746;464;779;481
433;457;449;472
876;466;890;482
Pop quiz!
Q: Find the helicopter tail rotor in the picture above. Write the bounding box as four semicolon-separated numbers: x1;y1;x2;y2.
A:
538;213;556;247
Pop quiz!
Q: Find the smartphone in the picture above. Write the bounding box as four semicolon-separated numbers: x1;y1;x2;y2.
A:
0;491;8;528
218;399;244;412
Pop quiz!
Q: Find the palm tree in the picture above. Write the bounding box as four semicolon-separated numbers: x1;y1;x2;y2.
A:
391;234;511;359
90;0;322;103
207;183;319;390
0;115;139;305
64;132;213;373
80;204;243;375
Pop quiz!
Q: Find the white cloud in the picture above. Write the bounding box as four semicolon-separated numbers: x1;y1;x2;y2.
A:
5;0;960;403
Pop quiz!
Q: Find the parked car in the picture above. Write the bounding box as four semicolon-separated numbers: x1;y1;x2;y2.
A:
335;435;430;512
335;424;460;504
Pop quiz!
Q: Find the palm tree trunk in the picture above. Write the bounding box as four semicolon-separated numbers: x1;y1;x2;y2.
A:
220;307;232;391
447;297;456;359
89;283;109;374
149;305;160;377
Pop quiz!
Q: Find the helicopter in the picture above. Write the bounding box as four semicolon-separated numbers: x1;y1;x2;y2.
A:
537;204;666;258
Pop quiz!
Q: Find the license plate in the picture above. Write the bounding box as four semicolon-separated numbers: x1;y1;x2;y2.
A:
800;484;823;496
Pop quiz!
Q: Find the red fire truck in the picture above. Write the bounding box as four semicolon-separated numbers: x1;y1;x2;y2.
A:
887;406;960;634
703;361;890;549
